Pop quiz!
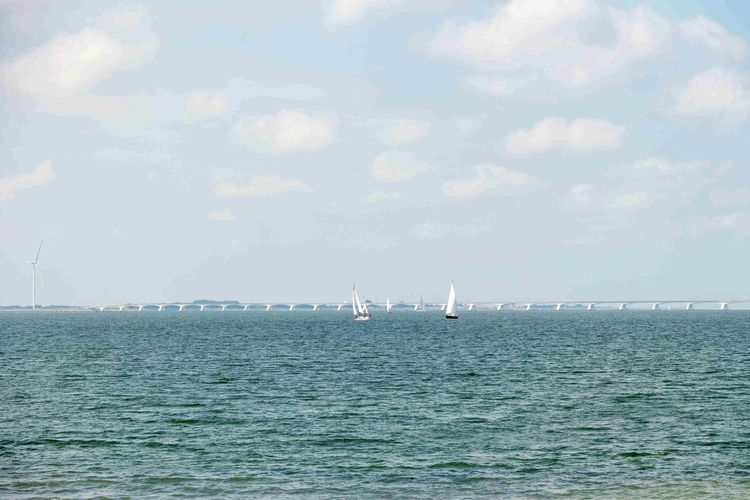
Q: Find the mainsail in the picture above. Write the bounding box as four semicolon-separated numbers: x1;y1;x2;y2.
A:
415;296;425;311
354;285;364;314
445;282;458;319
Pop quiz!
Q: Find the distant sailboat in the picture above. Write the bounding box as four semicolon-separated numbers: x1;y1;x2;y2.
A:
352;283;371;321
386;298;392;313
445;281;458;319
414;296;425;311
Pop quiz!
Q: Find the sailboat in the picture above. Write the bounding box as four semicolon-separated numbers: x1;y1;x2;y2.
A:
386;298;392;313
445;281;458;319
414;296;425;312
352;283;371;321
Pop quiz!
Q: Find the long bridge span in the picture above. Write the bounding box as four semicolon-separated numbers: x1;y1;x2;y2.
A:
95;300;749;312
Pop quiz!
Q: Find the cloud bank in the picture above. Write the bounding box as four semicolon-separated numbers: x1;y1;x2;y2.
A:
0;161;55;201
443;164;534;198
233;110;336;153
506;117;624;155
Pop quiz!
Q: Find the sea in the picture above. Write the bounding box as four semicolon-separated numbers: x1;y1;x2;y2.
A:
1;311;748;498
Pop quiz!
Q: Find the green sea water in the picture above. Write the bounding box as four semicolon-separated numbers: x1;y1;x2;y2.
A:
1;311;749;498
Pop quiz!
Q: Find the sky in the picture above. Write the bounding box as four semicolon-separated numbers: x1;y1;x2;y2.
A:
1;0;750;306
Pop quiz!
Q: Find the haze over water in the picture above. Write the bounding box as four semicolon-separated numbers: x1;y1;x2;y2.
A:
1;311;748;497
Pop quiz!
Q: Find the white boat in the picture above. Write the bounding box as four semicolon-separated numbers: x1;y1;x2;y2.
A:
445;281;458;319
414;296;425;311
352;283;371;321
386;297;392;313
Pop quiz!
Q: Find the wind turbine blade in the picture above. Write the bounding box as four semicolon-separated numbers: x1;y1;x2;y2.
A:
35;240;44;263
37;268;45;287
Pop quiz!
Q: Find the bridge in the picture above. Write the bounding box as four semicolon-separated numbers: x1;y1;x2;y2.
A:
93;300;748;312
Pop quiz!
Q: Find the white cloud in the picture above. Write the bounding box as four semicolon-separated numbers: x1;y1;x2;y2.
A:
208;209;235;221
0;161;55;201
710;188;750;207
429;0;668;89
1;28;155;99
673;68;750;120
680;16;747;60
442;163;532;198
506;117;624;155
366;190;403;203
233;110;336;153
214;175;311;197
184;93;227;118
388;119;429;145
325;0;440;28
326;0;396;27
371;150;429;182
432;0;589;64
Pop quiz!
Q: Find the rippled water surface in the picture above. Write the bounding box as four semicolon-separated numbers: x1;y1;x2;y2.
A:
1;311;749;497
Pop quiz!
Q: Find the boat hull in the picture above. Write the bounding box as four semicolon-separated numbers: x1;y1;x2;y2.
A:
445;314;458;319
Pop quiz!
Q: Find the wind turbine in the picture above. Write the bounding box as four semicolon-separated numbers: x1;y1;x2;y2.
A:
30;240;43;309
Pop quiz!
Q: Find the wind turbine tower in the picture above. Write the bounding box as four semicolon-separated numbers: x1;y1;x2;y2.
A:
30;241;43;309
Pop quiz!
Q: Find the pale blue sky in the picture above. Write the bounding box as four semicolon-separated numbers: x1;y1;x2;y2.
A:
1;0;749;305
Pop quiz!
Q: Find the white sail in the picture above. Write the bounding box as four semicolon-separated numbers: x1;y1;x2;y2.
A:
354;286;364;314
446;282;457;317
386;298;391;313
352;283;371;320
